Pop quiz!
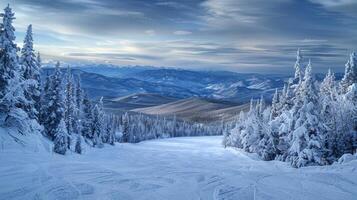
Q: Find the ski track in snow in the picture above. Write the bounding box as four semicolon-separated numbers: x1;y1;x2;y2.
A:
0;136;357;200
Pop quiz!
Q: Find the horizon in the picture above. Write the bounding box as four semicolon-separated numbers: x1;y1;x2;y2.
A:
1;0;357;73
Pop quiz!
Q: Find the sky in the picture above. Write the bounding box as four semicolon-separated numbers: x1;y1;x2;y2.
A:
1;0;357;73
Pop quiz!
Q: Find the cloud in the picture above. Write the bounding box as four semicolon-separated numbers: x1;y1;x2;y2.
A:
145;30;156;36
308;0;356;7
1;0;356;73
173;30;192;35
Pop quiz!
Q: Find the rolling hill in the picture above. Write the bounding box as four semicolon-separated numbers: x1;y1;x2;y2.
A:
132;98;249;123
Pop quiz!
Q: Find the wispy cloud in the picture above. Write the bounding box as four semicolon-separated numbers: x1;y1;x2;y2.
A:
1;0;356;73
173;30;192;35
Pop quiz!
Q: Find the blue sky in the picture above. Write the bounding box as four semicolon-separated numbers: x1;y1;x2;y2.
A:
1;0;357;73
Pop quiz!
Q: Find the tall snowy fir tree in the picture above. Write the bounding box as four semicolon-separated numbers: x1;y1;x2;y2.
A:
20;24;41;120
75;134;82;154
0;5;35;132
294;49;304;84
340;52;357;93
42;62;64;140
121;112;130;143
270;89;280;121
91;103;104;147
75;76;82;132
40;73;51;125
289;61;325;167
53;119;69;155
319;69;339;161
81;93;93;139
64;66;76;135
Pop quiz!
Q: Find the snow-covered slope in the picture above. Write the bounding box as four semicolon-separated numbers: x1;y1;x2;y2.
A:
0;127;51;154
132;98;246;123
103;93;179;113
1;136;356;200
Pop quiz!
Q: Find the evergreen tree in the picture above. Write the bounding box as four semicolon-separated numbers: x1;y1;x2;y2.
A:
81;92;93;139
39;73;51;125
91;99;104;147
20;24;41;120
294;49;304;84
0;5;32;131
75;76;82;133
75;134;82;154
319;69;340;161
121;112;130;143
288;61;326;167
64;66;76;135
240;99;260;152
107;115;115;145
42;62;64;140
340;52;357;93
270;89;280;121
53;119;68;155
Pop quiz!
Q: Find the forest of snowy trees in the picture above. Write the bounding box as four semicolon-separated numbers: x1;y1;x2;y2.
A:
0;5;221;155
223;49;357;167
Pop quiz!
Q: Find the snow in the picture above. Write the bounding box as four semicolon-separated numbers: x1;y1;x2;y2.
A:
338;154;357;164
1;136;357;200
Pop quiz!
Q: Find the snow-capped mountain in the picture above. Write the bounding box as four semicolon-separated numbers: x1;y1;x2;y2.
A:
42;65;289;103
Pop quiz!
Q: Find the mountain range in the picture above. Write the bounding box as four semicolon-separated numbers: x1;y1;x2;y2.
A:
41;64;340;123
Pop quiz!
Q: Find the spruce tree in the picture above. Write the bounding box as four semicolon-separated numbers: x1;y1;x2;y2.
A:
64;66;76;135
270;89;280;121
42;62;64;140
294;49;304;84
75;134;82;154
121;112;130;143
20;24;41;120
288;61;326;167
340;52;357;93
319;69;338;162
75;76;82;133
81;92;93;139
0;5;32;130
92;103;103;147
53;119;68;155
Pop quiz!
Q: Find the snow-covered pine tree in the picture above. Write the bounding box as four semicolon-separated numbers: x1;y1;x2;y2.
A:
121;112;130;143
39;72;51;125
347;84;357;152
294;49;304;84
227;111;246;148
64;66;76;135
270;88;280;121
319;69;339;162
256;96;276;160
75;76;82;133
341;84;357;154
288;60;326;167
0;5;35;132
20;24;41;120
107;114;115;145
91;99;104;147
81;92;93;139
240;99;261;152
42;62;64;140
340;52;357;93
75;134;82;154
53;119;68;155
35;52;42;113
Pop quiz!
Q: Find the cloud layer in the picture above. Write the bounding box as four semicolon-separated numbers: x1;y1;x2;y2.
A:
1;0;356;73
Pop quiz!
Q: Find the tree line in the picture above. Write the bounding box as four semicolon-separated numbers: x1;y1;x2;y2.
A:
223;49;357;167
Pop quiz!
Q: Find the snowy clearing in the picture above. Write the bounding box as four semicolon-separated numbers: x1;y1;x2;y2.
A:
1;136;357;200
